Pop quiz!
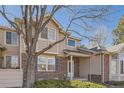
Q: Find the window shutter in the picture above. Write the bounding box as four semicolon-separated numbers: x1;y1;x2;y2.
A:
55;57;59;72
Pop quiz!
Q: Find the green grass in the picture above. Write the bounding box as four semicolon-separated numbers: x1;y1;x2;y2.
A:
34;80;106;88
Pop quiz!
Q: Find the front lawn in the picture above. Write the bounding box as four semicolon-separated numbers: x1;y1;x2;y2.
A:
34;80;106;88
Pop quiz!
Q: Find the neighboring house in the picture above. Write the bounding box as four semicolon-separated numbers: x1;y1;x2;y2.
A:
106;43;124;81
0;17;124;88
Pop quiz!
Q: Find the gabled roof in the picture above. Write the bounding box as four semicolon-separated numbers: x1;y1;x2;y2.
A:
106;43;124;53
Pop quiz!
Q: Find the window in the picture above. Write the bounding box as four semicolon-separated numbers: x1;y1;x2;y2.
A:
48;58;55;70
119;53;124;74
6;32;18;45
6;56;19;69
111;59;118;74
37;57;47;71
68;39;76;46
48;29;56;40
41;28;56;40
41;28;48;39
38;56;55;71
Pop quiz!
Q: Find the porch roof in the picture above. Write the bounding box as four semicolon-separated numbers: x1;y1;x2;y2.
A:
63;48;96;57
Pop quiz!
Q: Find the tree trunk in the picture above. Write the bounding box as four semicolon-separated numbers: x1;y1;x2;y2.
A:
23;55;37;88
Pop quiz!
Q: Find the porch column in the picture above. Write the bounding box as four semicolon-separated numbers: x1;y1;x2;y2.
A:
70;55;73;80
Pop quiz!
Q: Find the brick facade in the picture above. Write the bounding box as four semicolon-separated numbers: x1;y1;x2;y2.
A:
104;54;109;82
37;56;68;80
88;74;102;83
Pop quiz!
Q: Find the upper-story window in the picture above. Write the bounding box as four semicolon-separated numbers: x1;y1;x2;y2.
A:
68;39;76;47
6;32;18;45
41;28;56;41
41;28;48;39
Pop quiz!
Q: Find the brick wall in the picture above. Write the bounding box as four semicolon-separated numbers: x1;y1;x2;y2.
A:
37;56;68;80
104;54;109;82
88;74;102;83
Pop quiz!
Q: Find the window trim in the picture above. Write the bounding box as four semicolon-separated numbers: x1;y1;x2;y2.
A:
0;55;20;69
40;28;56;42
37;56;56;72
5;31;19;46
67;38;76;47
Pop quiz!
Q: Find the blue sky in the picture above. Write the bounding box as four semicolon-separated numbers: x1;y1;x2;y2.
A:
0;5;124;47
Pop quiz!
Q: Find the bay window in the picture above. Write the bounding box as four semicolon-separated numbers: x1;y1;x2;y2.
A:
38;56;56;71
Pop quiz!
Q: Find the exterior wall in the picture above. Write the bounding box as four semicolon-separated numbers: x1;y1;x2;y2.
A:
73;57;79;77
0;29;20;59
79;57;90;78
20;19;80;55
109;52;124;81
104;54;109;82
88;55;102;83
36;20;59;54
88;74;102;83
0;69;23;88
37;56;68;80
58;33;67;54
0;30;4;44
90;55;101;75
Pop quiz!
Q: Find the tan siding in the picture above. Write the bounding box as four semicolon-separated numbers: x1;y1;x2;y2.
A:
0;30;4;44
20;19;80;55
0;69;23;88
58;33;67;54
79;57;90;78
90;55;101;75
0;30;20;56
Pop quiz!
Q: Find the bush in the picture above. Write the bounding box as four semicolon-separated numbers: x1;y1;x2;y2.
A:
34;80;106;88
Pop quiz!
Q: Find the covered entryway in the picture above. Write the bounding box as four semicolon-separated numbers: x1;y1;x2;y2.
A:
64;48;94;80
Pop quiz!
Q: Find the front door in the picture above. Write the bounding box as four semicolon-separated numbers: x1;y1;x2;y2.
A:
67;60;74;79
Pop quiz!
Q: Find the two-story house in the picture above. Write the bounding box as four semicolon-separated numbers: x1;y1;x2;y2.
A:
0;17;124;88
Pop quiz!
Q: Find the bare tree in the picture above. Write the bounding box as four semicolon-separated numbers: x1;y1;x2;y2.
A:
89;25;109;48
0;5;112;87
